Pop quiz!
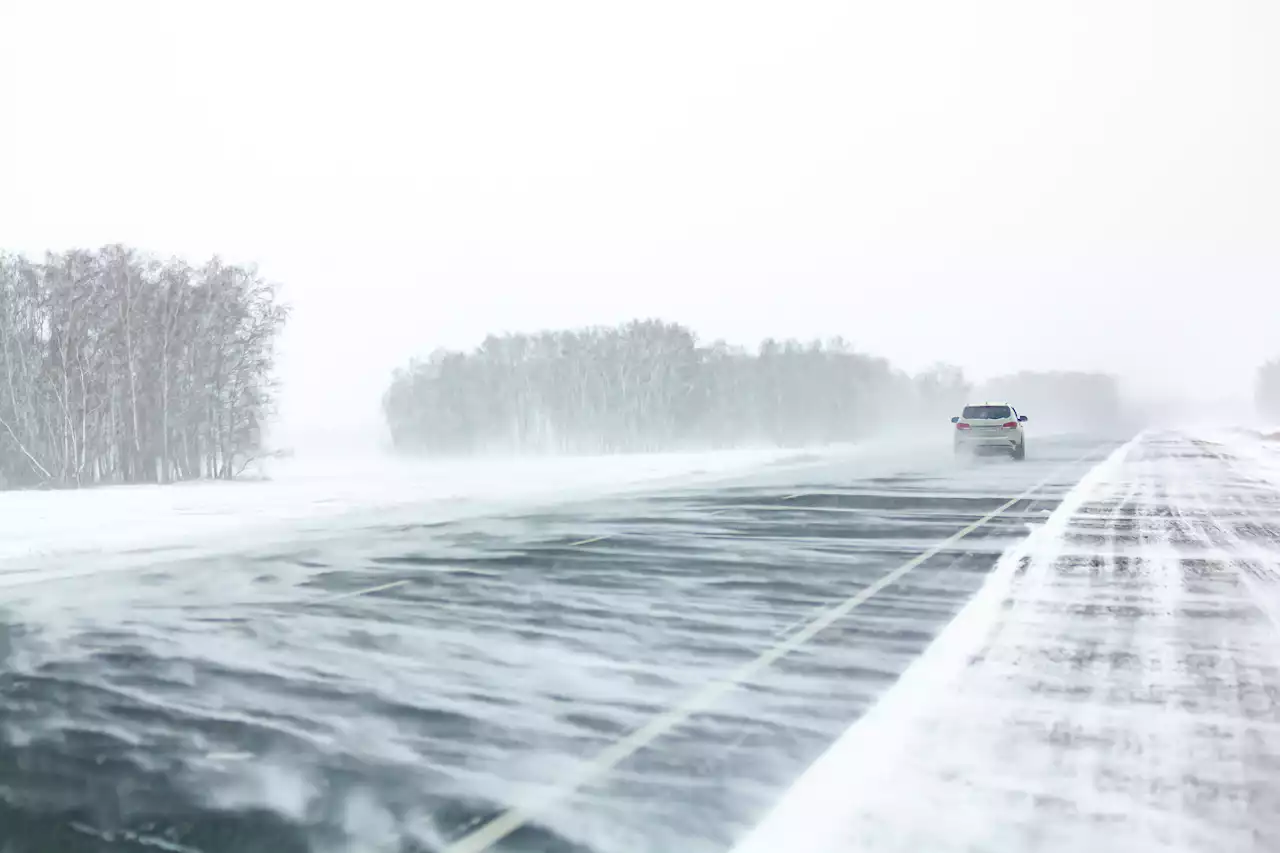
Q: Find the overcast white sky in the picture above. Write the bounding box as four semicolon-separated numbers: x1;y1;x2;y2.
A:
1;0;1276;449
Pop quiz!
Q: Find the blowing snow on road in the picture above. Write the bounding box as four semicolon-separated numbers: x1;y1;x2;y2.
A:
3;430;1276;853
3;2;1277;851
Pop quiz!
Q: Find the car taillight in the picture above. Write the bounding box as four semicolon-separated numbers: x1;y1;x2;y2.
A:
1002;421;1017;429
956;423;971;430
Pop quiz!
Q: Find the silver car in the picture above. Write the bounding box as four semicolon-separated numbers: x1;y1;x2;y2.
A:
952;402;1028;460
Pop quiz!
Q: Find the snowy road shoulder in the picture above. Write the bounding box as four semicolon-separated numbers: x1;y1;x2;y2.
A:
732;430;1280;853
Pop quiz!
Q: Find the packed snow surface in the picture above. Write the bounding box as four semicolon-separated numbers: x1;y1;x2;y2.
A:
733;428;1280;853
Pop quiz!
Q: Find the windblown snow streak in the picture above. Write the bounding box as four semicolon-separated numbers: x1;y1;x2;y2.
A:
0;438;1103;852
734;430;1280;853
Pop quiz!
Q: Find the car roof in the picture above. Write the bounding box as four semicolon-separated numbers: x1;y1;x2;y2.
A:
965;401;1012;407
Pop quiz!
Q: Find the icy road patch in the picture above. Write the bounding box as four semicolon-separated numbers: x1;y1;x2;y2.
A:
734;429;1280;853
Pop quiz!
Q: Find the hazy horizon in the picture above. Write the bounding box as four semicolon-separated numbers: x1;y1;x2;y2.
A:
2;1;1276;454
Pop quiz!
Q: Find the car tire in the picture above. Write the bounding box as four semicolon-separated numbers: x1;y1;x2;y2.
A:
1012;439;1026;461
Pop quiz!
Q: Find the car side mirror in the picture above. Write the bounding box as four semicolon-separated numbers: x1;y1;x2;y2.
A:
950;416;959;423
1018;415;1028;422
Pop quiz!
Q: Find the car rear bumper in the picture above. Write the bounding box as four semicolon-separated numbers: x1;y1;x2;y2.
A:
955;434;1019;450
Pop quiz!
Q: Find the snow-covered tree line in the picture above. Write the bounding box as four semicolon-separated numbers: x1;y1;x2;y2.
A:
0;246;288;488
1258;359;1280;422
383;319;973;454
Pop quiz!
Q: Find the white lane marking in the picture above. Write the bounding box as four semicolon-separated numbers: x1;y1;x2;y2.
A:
315;579;411;603
723;503;1038;515
440;446;1109;853
566;534;613;547
772;610;813;640
781;493;804;501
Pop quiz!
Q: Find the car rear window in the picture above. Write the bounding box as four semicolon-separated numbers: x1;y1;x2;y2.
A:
962;405;1012;420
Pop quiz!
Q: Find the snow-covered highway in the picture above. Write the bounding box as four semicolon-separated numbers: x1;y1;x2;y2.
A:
1;430;1277;853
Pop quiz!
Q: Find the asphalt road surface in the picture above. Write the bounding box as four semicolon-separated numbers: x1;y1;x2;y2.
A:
0;435;1121;853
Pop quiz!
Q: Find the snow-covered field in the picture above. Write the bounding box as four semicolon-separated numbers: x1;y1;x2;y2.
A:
733;428;1280;853
0;428;997;572
0;446;821;568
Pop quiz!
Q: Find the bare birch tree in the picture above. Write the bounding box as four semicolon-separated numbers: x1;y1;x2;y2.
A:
0;246;288;489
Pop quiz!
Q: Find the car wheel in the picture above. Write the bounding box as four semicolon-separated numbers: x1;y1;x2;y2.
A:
1012;439;1026;461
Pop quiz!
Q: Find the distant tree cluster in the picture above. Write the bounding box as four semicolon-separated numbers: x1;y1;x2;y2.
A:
975;370;1124;431
1258;359;1280;423
0;246;289;489
383;320;972;454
